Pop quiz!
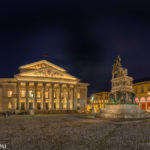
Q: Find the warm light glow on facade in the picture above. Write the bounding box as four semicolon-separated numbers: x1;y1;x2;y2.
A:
8;102;12;109
20;89;26;98
8;90;13;98
133;81;150;110
0;60;89;112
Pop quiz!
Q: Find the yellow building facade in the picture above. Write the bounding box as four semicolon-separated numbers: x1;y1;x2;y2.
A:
0;60;89;113
87;91;110;113
133;81;150;110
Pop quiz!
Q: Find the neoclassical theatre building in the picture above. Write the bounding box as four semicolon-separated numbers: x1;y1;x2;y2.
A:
0;60;89;112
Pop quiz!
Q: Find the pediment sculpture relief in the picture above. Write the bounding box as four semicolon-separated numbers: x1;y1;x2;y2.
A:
33;63;49;69
34;69;64;78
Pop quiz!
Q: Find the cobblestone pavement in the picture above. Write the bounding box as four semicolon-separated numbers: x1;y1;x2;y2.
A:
0;114;150;150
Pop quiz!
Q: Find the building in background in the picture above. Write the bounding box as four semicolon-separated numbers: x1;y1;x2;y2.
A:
86;91;110;113
133;81;150;110
0;60;89;113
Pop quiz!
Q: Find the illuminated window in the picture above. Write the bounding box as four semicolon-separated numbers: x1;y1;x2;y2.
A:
8;90;13;97
29;90;34;98
20;90;26;98
77;93;80;99
45;91;49;99
37;91;41;98
8;102;12;109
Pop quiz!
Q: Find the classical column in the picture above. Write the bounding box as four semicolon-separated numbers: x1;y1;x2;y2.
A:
59;84;62;110
72;87;74;110
43;83;46;110
26;82;29;110
67;85;70;110
83;87;87;110
16;82;20;110
73;85;78;110
34;82;38;110
139;99;141;109
146;100;148;111
51;83;54;110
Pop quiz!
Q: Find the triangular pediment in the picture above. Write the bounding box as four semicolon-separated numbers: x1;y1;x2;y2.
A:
19;60;66;73
16;60;79;81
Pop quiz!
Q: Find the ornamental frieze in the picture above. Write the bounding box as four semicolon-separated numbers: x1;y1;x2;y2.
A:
34;69;64;78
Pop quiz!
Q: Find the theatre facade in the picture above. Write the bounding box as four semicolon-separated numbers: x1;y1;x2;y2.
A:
0;60;89;113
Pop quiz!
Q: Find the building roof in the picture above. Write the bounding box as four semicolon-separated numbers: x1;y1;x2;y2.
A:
134;77;150;85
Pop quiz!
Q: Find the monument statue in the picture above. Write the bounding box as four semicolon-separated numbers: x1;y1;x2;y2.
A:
100;56;147;119
109;56;135;104
112;56;128;78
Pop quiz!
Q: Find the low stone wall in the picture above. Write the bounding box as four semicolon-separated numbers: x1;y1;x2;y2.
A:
100;104;148;119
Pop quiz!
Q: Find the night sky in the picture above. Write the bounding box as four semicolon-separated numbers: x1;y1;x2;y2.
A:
1;1;150;96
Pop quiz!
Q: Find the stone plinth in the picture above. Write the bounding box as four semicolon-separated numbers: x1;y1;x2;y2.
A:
100;104;147;119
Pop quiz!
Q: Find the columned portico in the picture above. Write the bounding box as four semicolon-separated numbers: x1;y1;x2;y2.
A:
0;60;89;113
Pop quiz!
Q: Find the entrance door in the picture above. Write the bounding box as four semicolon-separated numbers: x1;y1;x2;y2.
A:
21;103;25;110
46;103;49;110
37;103;41;110
29;103;33;109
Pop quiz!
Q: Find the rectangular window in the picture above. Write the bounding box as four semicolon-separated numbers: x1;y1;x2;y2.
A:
37;91;41;98
45;91;49;99
20;90;26;98
77;92;80;99
29;90;34;98
8;90;13;98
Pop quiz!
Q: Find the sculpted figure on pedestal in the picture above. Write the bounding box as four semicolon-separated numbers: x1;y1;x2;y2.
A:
112;56;128;78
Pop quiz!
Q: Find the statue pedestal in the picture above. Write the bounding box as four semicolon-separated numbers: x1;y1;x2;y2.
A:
100;104;148;119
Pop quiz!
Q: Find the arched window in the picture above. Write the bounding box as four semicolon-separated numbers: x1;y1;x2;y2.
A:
140;97;146;102
135;97;139;103
147;97;150;102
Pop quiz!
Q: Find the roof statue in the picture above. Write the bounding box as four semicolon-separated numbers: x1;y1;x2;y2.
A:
112;56;128;79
